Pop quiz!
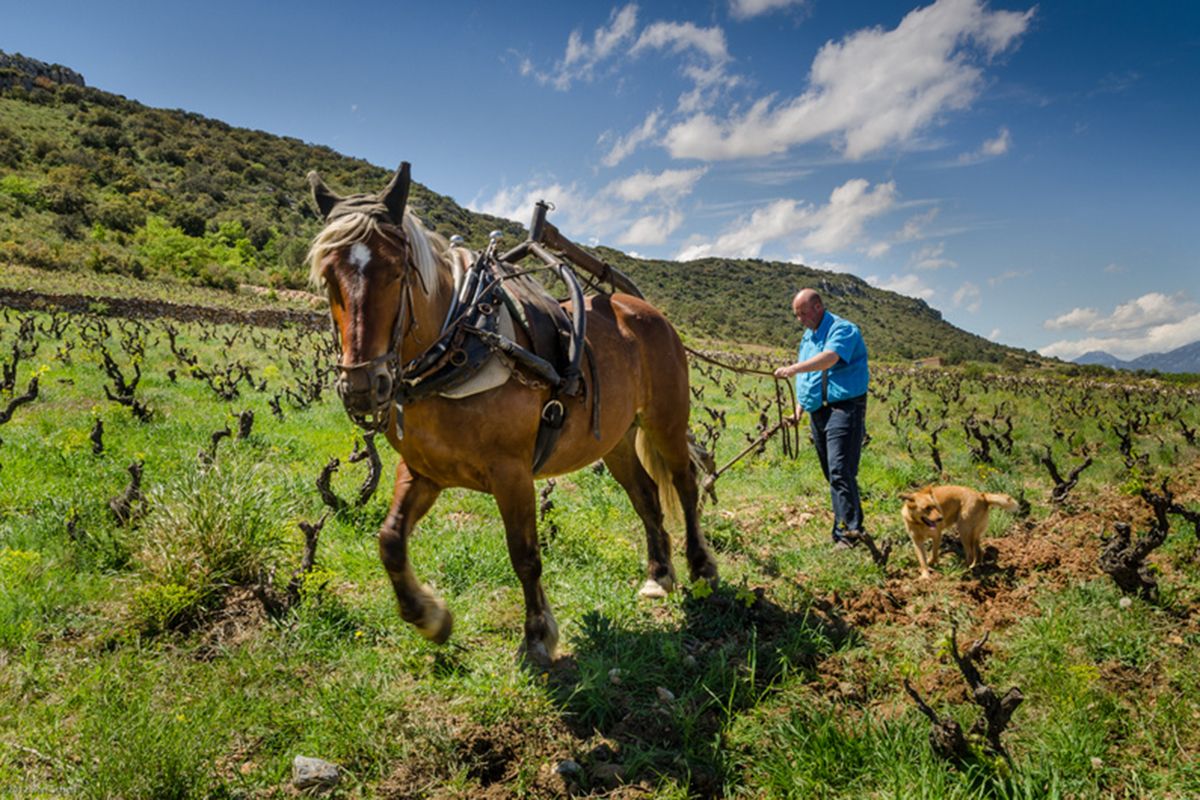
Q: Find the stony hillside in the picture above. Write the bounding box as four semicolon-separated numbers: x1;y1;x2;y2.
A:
0;50;1039;365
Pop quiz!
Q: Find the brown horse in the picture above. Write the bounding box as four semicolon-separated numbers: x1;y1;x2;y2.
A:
306;164;717;665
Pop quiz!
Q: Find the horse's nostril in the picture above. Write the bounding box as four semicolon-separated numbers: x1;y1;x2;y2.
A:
375;372;392;401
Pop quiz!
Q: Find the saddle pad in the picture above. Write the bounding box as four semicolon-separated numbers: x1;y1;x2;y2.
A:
438;304;515;399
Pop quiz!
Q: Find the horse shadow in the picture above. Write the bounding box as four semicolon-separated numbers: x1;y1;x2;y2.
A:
538;582;858;796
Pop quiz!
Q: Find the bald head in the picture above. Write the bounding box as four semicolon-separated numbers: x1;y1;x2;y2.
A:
792;289;825;330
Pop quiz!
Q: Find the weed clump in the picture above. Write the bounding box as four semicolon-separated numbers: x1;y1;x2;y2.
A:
129;459;294;633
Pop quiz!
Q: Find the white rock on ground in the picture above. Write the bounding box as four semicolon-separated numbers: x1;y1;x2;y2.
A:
292;755;341;789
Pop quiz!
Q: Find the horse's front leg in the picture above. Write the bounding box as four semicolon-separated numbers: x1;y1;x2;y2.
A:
378;461;451;643
492;465;558;667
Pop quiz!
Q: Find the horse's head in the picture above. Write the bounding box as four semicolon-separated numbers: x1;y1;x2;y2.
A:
307;163;417;430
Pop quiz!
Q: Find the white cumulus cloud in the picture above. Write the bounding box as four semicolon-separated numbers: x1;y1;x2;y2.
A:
912;242;956;271
618;209;685;246
533;5;640;90
632;20;730;63
729;0;807;20
664;0;1034;161
867;272;935;300
470;180;622;235
953;281;981;312
601;110;663;167
1038;292;1200;360
525;5;737;113
673;177;896;261
1044;306;1100;331
956;126;1012;164
982;127;1011;156
607;167;708;202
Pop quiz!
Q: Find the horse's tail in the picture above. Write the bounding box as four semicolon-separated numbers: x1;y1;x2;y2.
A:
635;427;685;530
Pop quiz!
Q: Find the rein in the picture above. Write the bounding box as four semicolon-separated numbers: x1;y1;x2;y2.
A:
682;344;804;487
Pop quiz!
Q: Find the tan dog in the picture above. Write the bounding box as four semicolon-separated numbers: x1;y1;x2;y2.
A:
900;485;1019;578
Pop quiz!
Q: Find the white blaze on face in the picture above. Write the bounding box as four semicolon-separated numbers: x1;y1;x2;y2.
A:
349;242;372;274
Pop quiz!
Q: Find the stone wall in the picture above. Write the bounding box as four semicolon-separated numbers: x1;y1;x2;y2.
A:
0;288;327;331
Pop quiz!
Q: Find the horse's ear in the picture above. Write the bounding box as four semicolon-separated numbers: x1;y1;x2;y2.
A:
308;171;340;219
379;162;411;226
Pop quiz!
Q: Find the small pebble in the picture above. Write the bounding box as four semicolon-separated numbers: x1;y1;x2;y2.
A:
1090;757;1104;769
1118;597;1133;609
608;667;622;685
656;686;675;703
556;759;582;777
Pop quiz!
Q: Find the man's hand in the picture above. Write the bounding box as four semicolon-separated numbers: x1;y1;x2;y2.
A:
774;364;796;380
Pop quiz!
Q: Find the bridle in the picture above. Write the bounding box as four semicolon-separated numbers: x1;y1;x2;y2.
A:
329;234;418;435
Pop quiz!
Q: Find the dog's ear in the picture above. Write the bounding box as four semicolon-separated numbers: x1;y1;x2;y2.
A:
899;492;914;502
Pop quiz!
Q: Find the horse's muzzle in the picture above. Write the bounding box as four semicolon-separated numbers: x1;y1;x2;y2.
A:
336;363;394;418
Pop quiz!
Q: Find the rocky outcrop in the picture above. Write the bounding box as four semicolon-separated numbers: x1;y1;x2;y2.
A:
0;50;86;91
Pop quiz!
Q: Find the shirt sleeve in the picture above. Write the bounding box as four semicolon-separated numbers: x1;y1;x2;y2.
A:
824;321;860;364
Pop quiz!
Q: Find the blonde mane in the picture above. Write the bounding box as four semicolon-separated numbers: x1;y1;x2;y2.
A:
307;211;459;297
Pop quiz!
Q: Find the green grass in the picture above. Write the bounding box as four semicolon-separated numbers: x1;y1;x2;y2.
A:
1;307;1199;797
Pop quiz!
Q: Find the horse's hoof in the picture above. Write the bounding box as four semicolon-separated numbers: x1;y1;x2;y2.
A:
638;577;673;599
417;603;453;644
689;555;720;585
517;639;553;670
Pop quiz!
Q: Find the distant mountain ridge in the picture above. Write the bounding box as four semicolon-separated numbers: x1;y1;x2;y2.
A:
1073;340;1200;374
0;48;1043;366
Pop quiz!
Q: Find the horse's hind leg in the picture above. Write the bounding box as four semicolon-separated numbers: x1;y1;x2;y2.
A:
672;450;718;586
378;462;452;643
492;464;558;667
603;428;676;598
638;425;719;587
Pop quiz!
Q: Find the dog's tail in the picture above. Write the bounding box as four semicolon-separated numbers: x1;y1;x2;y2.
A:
983;492;1019;513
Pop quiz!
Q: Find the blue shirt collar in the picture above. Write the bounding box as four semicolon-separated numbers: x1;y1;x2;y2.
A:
804;310;835;341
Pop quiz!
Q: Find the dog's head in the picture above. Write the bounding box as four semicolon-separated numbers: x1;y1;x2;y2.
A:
900;488;943;530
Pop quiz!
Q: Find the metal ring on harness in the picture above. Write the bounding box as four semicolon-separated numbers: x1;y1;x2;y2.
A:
449;349;468;367
541;398;565;427
478;302;494;316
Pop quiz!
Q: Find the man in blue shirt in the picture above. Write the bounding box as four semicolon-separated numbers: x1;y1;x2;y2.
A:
774;289;870;548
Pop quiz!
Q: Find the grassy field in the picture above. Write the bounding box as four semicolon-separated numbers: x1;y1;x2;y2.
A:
1;305;1199;798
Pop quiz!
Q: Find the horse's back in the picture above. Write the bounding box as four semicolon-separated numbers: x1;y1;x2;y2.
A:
584;292;689;417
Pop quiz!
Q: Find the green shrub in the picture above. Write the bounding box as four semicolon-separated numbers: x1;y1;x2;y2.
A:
0;174;41;207
129;581;203;634
95;194;147;233
132;460;294;632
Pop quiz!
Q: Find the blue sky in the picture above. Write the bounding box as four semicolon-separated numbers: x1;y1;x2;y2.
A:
3;0;1198;359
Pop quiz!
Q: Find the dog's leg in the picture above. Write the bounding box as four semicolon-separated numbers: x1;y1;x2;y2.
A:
964;516;985;570
929;528;942;568
910;531;932;579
